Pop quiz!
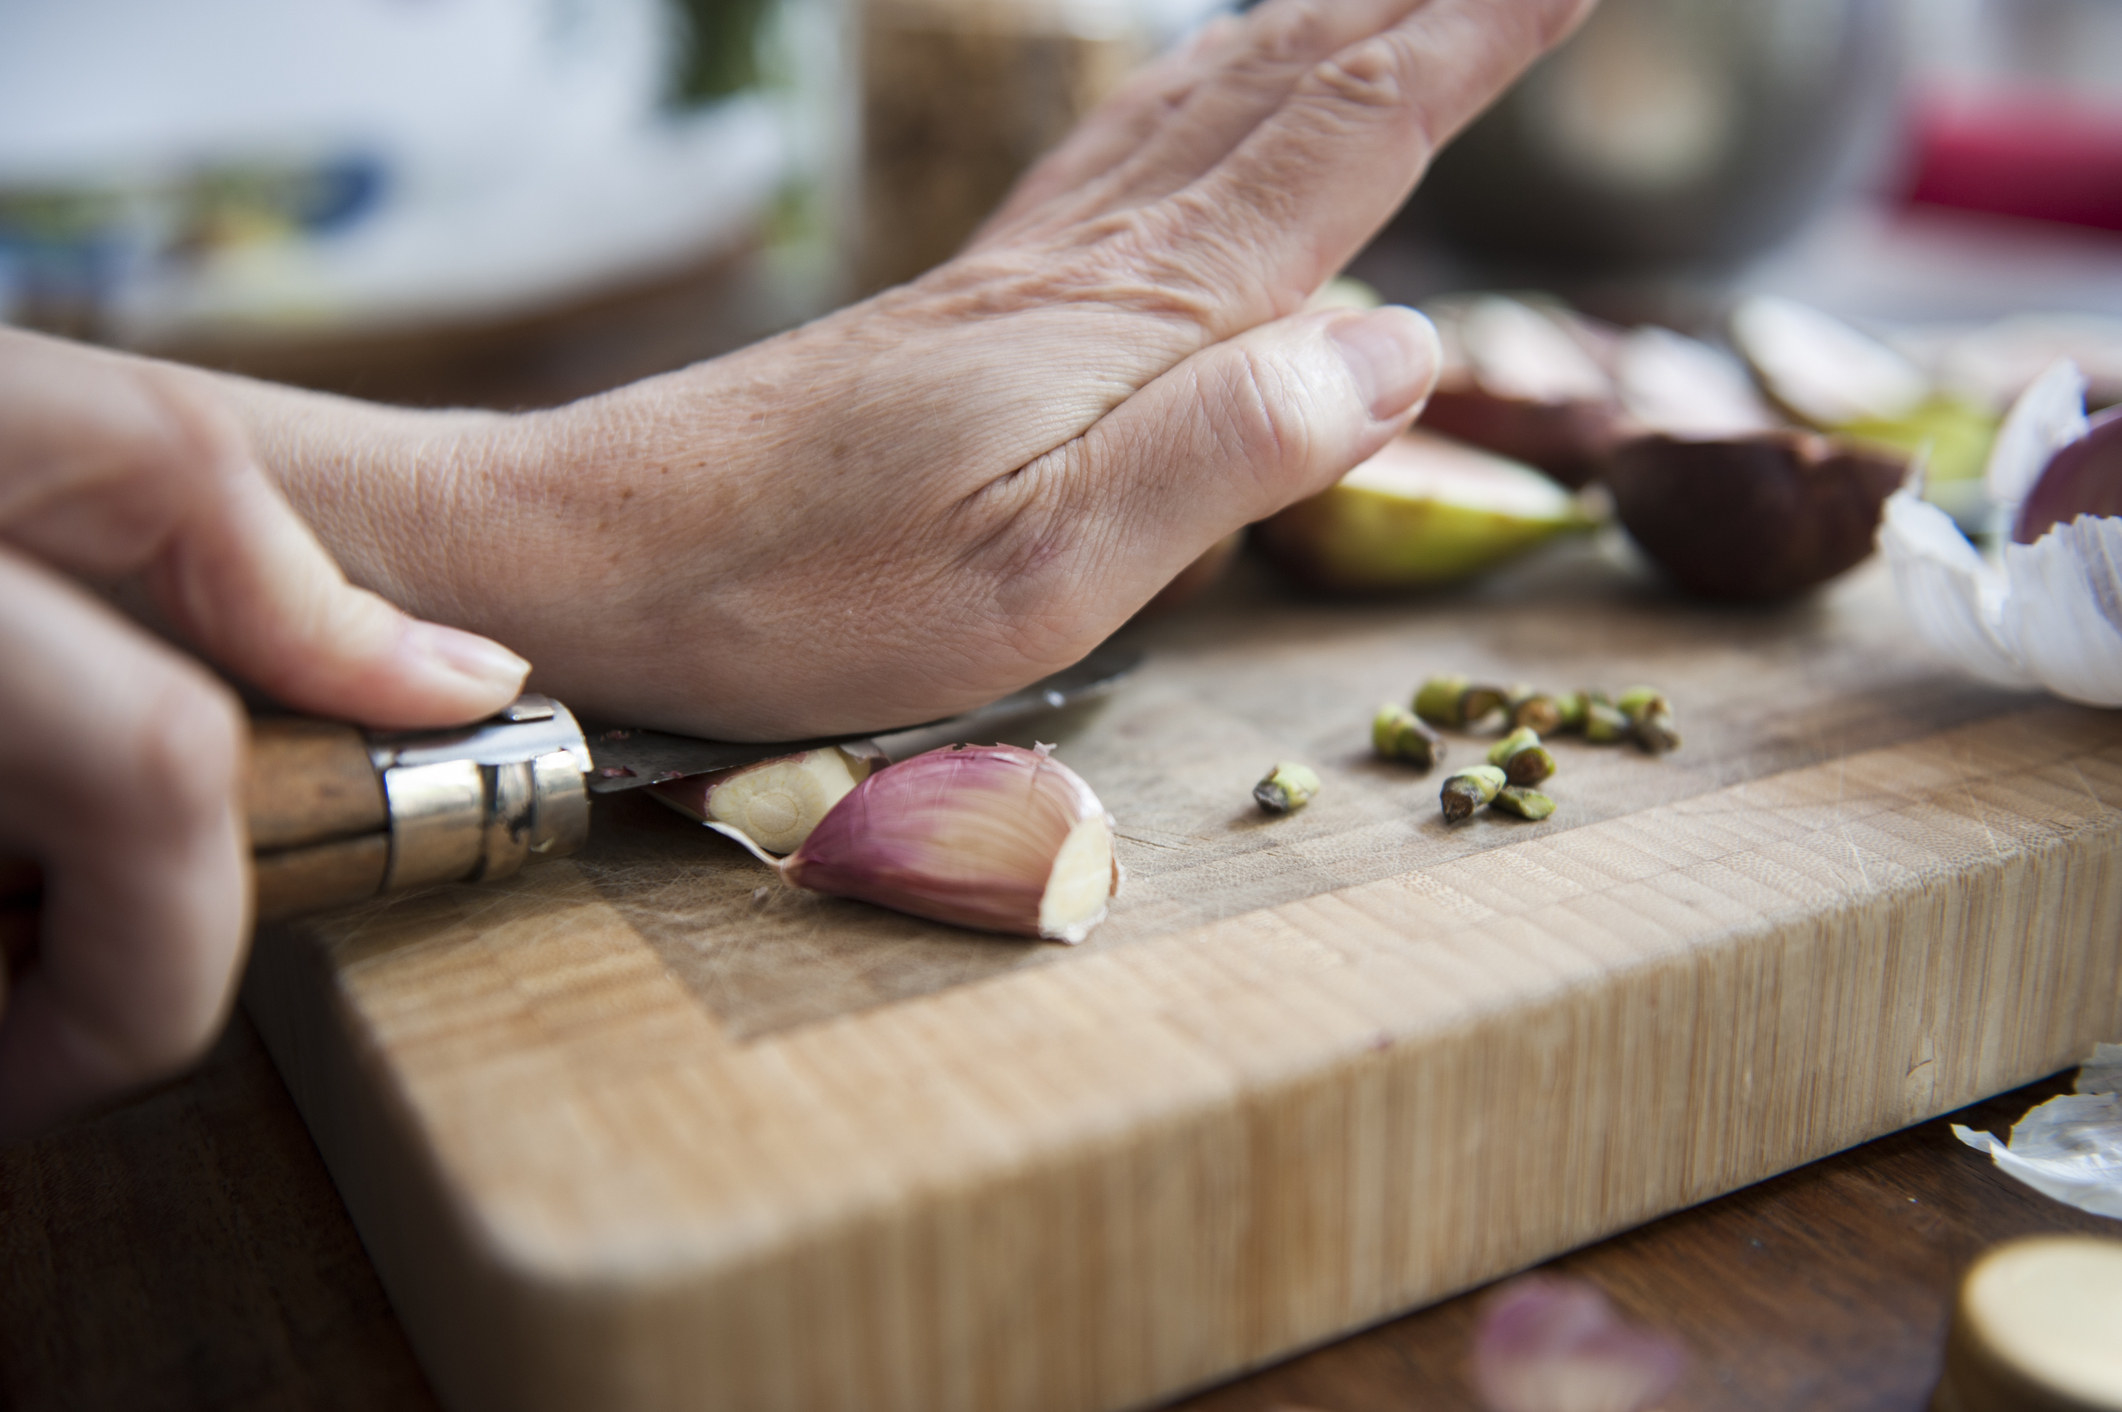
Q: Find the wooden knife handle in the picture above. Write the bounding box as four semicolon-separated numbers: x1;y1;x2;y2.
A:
246;718;393;921
1;700;592;932
0;718;395;932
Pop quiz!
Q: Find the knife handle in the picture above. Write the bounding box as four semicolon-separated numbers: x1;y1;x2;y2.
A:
0;696;594;933
244;717;391;920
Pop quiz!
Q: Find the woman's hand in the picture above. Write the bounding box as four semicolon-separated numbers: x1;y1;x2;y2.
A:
0;330;528;1137
251;0;1595;740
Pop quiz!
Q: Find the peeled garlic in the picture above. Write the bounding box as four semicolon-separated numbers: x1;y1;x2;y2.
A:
717;743;1119;943
650;743;884;855
1882;359;2122;706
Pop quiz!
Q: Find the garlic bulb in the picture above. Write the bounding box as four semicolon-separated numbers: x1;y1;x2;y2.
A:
716;743;1120;943
1882;359;2122;707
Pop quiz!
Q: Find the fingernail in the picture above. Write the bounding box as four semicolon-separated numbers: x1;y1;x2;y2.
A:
406;621;530;696
1331;307;1441;422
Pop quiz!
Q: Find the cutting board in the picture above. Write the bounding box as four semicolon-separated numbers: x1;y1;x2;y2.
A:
244;546;2122;1412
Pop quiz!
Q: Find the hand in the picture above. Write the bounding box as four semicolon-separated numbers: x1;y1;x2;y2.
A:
0;330;528;1137
253;0;1594;740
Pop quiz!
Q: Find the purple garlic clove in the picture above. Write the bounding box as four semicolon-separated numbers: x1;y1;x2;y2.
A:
2016;404;2122;544
774;743;1119;943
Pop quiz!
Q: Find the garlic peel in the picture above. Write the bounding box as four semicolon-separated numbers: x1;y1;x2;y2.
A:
1953;1044;2122;1220
1881;488;2033;688
1885;359;2122;707
1986;358;2088;509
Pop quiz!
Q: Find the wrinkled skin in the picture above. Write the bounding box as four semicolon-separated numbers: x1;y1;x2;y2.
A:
0;0;1594;1135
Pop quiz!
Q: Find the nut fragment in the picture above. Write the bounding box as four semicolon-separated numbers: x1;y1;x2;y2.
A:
1460;684;1511;731
1487;727;1557;787
1616;686;1682;755
1373;704;1443;768
1255;762;1321;815
1582;699;1632;745
1440;764;1507;824
1492;786;1557;820
1415;674;1471;728
1506;686;1564;735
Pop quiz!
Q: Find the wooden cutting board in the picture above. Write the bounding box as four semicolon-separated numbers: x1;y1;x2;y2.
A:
244;546;2122;1412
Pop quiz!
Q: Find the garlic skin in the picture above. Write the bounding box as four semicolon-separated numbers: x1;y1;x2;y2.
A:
770;743;1119;943
1882;358;2122;707
650;743;884;855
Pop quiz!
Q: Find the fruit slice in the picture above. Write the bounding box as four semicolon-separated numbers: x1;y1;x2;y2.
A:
1417;296;1629;488
1733;295;1999;521
1255;430;1592;592
1603;431;1907;601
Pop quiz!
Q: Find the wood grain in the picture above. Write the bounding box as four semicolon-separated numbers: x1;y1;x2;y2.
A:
254;833;391;924
242;556;2122;1412
4;1022;2111;1412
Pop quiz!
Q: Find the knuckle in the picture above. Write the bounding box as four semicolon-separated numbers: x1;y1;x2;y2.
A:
1248;0;1335;69
1310;33;1414;113
120;667;244;836
127;366;245;494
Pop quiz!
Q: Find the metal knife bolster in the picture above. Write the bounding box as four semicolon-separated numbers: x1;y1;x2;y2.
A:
363;695;593;893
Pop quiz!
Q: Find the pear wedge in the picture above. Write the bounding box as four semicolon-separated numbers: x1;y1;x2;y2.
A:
1256;430;1593;592
1733;295;1999;525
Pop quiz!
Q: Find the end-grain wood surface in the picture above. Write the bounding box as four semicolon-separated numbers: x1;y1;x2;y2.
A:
1;1015;2111;1412
234;551;2122;1412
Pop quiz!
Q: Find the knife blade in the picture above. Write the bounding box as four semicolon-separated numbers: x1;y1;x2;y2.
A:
1;643;1144;927
572;641;1141;793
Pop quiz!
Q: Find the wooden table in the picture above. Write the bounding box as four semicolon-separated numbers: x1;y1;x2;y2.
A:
1;1008;2110;1412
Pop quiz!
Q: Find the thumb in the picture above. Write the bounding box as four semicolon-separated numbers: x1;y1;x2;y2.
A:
1057;305;1440;591
0;331;526;729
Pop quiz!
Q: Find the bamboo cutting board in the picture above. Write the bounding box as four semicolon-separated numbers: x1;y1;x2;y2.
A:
244;547;2122;1412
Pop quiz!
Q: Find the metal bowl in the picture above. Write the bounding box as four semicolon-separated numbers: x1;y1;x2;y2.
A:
1409;0;1901;276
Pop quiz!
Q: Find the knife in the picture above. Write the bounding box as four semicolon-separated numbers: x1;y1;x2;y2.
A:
1;644;1140;928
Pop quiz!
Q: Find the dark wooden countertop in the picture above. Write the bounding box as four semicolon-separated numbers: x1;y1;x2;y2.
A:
0;1008;2110;1412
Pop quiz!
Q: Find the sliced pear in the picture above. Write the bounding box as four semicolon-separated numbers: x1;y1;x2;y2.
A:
1418;295;1627;488
1256;430;1593;592
1732;295;1931;428
1734;295;2001;525
1613;326;1780;440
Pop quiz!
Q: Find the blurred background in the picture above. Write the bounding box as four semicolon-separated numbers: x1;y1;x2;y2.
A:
2;0;2119;409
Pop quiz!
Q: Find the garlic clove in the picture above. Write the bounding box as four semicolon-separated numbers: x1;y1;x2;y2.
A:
779;743;1118;943
1470;1275;1685;1412
2016;405;2122;544
650;743;884;855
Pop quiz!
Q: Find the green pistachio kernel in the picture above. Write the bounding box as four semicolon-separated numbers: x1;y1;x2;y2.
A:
1492;786;1557;821
1439;764;1507;824
1372;703;1442;768
1254;761;1321;814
